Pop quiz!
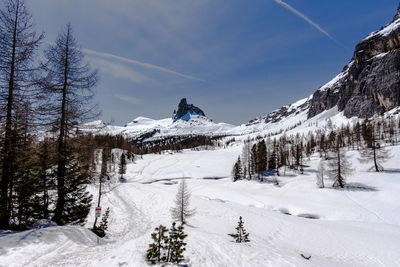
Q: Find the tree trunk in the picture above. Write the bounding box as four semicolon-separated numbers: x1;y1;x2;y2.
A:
337;148;344;188
53;27;70;225
0;1;19;229
373;142;379;172
93;176;102;229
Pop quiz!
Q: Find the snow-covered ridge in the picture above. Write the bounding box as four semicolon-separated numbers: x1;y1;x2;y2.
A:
318;64;352;93
364;17;400;41
81;114;236;141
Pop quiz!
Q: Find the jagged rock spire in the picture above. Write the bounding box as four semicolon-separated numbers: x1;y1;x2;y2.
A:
172;98;206;122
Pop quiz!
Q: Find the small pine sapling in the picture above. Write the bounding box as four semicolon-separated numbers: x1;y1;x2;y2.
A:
91;207;110;237
146;225;169;264
229;216;250;243
98;208;110;235
168;222;187;263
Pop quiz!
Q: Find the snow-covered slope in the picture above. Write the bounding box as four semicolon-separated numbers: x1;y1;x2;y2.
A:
2;145;400;266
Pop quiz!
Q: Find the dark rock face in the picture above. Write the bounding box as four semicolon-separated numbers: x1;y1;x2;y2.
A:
308;6;400;119
173;98;206;121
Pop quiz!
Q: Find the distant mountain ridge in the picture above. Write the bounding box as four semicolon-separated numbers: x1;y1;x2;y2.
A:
80;98;235;141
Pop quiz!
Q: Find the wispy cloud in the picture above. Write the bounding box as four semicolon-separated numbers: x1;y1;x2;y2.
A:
88;56;148;84
81;47;205;82
113;94;142;105
274;0;346;48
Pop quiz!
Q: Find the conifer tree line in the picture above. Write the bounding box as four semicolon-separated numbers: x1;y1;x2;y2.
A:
134;134;225;154
0;0;107;230
233;116;398;187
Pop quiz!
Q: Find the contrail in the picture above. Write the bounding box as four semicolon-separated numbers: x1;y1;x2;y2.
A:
274;0;346;48
81;47;205;82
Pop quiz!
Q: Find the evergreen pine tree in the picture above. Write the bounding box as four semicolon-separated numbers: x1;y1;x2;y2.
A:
11;105;43;229
146;225;169;264
61;156;93;225
257;140;267;177
118;153;127;178
168;222;187;263
232;156;242;182
228;216;250;243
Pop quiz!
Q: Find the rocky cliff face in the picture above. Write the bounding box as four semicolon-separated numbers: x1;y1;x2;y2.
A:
173;98;206;121
308;5;400;119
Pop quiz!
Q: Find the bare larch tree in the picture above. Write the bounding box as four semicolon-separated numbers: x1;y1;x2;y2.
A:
42;23;97;225
170;179;196;224
0;0;43;229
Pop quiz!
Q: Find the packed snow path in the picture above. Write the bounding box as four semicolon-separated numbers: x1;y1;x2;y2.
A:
1;145;400;266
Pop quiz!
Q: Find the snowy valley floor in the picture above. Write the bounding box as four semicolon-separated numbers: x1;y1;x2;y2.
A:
1;145;400;267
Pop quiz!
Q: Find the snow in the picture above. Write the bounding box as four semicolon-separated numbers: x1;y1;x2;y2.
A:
318;68;349;92
364;18;400;40
371;52;389;60
2;144;400;266
287;96;310;112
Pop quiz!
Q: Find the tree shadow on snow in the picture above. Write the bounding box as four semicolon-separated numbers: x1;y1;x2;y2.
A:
142;177;192;184
381;168;400;174
202;176;228;180
344;183;378;192
297;213;320;220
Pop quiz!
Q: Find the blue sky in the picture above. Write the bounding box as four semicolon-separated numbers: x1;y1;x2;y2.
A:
26;0;398;125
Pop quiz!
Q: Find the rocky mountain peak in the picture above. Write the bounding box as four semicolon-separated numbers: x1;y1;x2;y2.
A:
173;98;206;122
307;4;400;119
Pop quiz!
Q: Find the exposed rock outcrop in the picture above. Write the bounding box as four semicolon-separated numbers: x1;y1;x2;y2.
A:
173;98;206;121
308;5;400;119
